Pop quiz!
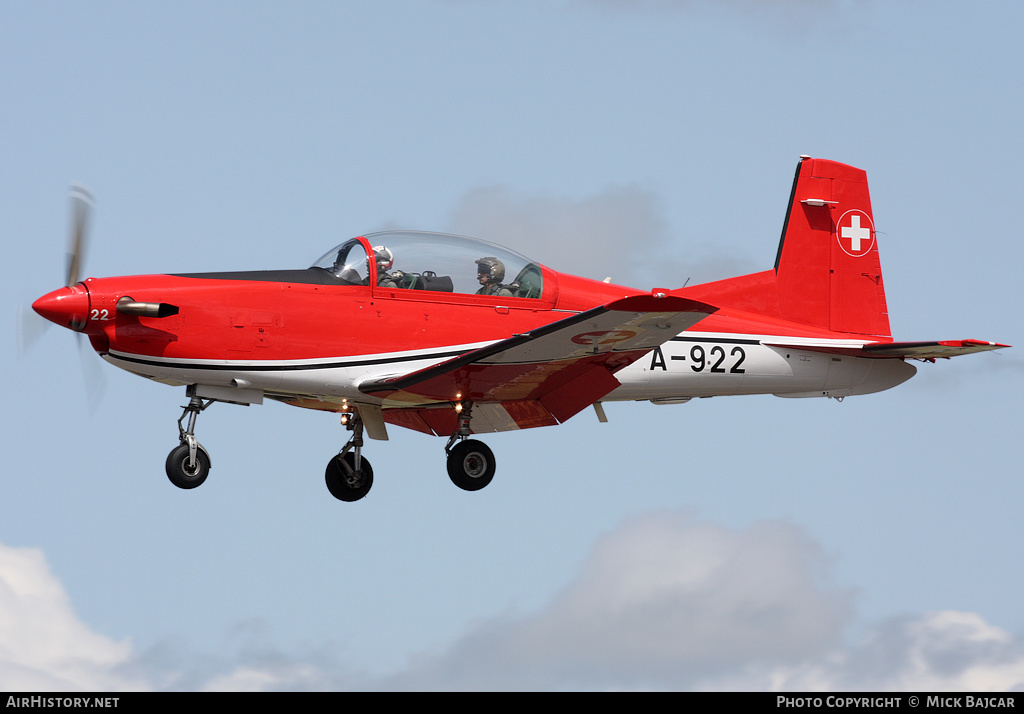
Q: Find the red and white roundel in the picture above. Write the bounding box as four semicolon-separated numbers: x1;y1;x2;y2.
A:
836;209;875;258
570;329;637;346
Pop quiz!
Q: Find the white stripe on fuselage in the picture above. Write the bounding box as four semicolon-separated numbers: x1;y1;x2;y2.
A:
103;330;912;405
103;341;495;403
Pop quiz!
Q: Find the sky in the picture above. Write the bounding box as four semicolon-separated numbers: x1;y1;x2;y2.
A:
2;0;1023;692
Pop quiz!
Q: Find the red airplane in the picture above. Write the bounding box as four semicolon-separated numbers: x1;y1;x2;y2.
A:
32;157;1008;502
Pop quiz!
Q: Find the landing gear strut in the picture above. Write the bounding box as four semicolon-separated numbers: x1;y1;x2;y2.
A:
166;391;213;489
444;402;496;491
325;412;373;501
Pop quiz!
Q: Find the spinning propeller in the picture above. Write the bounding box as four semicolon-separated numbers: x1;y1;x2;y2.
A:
20;185;106;406
65;184;93;289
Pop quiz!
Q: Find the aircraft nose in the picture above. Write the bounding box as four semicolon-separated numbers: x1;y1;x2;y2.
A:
32;284;90;332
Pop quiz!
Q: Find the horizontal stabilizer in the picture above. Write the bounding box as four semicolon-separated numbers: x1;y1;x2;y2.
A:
762;338;1009;360
861;339;1009;360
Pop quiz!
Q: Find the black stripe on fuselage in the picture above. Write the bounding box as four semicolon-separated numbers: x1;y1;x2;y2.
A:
670;336;760;345
107;348;471;372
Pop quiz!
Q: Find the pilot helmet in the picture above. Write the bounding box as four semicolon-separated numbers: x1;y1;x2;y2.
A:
372;245;394;272
475;257;505;283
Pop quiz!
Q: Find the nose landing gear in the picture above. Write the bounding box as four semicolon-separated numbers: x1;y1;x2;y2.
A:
166;392;213;489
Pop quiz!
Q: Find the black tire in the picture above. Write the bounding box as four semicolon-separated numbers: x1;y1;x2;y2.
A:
165;443;210;489
325;453;373;502
447;439;495;491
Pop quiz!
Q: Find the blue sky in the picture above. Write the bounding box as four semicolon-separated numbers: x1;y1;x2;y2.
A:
3;0;1023;691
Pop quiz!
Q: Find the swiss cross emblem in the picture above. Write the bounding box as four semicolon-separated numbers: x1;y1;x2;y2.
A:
837;209;874;257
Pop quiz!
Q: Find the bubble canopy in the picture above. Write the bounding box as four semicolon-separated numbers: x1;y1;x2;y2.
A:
311;230;544;299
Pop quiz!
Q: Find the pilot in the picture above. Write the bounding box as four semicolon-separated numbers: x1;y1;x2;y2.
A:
370;245;404;288
475;257;513;297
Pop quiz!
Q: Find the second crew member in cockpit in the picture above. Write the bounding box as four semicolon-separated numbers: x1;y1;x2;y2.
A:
475;257;514;297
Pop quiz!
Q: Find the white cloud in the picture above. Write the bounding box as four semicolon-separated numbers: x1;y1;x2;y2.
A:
200;662;331;692
0;543;144;691
753;611;1024;693
0;542;347;691
380;510;1024;691
382;510;853;690
4;516;1024;691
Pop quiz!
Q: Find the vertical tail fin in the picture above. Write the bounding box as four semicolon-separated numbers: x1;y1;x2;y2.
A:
684;157;891;338
775;157;890;337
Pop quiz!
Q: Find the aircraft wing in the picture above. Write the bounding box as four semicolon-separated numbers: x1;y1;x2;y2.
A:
762;338;1009;360
360;294;716;433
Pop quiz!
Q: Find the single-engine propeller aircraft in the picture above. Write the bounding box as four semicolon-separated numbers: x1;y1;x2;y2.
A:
32;157;1008;502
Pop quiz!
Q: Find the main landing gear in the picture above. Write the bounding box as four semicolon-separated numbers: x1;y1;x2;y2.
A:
444;402;495;492
322;402;496;502
166;392;213;489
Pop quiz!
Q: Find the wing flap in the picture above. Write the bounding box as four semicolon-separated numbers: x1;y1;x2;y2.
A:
383;400;562;436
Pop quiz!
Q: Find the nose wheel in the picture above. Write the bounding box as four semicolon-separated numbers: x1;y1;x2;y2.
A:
166;443;211;489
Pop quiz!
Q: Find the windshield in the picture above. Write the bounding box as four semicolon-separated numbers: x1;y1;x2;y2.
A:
312;231;544;298
311;239;369;286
